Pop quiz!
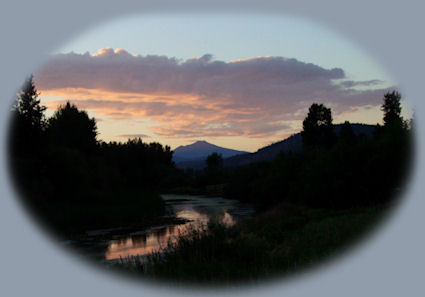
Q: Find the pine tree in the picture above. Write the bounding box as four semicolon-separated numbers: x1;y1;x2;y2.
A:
15;74;46;132
11;75;46;154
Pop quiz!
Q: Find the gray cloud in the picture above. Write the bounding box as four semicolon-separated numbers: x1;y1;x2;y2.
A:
340;79;384;88
36;49;346;94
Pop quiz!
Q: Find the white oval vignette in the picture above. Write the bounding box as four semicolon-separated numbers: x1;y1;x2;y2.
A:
0;1;424;297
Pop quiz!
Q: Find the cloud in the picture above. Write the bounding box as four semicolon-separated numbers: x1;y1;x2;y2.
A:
35;48;392;139
339;79;384;88
117;134;150;139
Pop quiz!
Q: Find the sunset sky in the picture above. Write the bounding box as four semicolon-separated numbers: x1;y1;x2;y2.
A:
33;14;406;152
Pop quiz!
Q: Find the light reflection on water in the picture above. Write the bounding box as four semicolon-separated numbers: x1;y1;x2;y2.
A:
103;195;252;261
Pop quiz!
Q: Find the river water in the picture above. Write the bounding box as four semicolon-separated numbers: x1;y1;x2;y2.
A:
65;194;254;263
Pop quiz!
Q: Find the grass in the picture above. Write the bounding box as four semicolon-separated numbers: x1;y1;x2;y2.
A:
117;203;389;285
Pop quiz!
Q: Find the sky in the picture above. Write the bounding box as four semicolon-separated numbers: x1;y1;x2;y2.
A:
33;14;406;152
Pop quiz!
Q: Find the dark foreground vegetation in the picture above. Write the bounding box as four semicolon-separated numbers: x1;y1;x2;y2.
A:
121;92;413;284
137;204;388;284
9;76;413;284
9;76;183;235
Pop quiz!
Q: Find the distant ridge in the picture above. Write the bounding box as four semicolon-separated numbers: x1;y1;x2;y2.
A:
173;140;248;169
223;134;301;168
173;124;376;171
223;123;376;168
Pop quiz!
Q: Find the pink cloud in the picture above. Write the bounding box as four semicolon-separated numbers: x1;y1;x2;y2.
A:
35;48;393;139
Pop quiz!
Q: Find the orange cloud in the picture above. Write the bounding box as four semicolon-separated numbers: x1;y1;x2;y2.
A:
341;109;358;115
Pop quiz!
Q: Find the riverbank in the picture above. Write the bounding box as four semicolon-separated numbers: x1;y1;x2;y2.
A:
61;194;254;264
28;189;166;237
165;183;226;197
118;202;390;284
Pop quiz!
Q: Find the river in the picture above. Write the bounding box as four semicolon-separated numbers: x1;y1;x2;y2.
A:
64;194;254;263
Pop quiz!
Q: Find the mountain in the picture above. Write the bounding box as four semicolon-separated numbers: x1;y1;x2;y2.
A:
173;124;376;171
173;140;248;169
223;133;302;167
224;123;376;167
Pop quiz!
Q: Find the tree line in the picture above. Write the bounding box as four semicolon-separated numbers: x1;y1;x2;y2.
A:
194;91;413;210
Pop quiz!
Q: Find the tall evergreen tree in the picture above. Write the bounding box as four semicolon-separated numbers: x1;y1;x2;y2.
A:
14;75;46;131
11;75;46;153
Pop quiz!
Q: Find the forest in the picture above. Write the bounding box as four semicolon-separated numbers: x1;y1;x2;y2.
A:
180;97;412;211
9;75;184;234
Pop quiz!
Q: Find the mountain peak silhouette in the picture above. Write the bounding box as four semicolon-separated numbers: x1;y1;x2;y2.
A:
173;141;247;163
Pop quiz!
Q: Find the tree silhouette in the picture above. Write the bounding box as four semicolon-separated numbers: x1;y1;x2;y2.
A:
339;121;356;144
382;91;404;129
14;75;46;130
47;101;98;153
206;152;223;173
11;75;46;153
301;103;335;149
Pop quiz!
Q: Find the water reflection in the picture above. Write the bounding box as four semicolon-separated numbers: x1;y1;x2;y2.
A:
103;195;253;261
